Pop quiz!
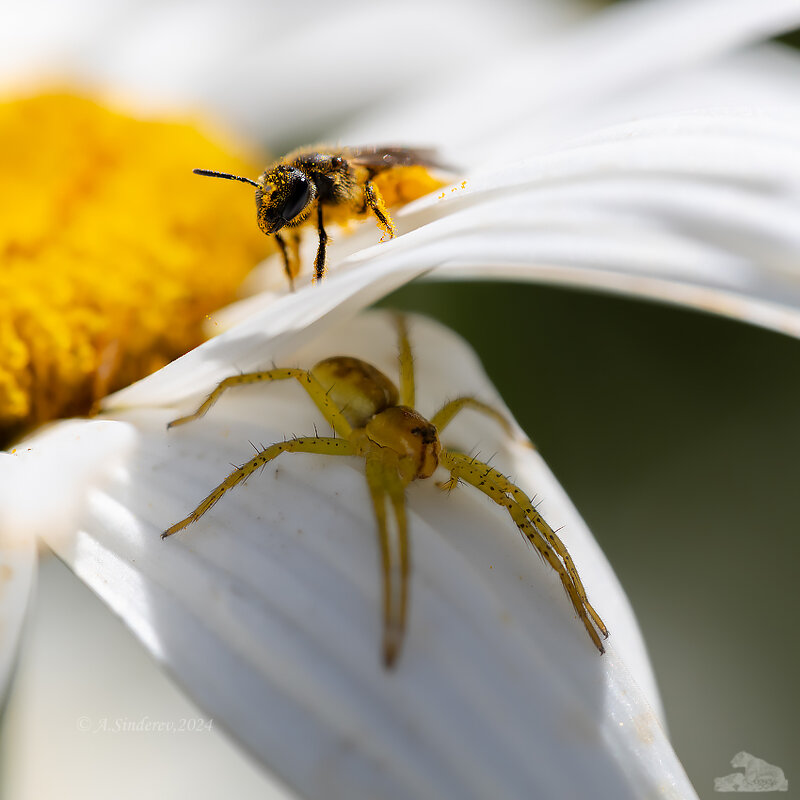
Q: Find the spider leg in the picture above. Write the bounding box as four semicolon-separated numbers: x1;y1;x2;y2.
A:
394;314;415;407
484;470;608;641
163;436;357;537
313;202;328;283
167;368;353;438
430;396;514;438
364;180;395;241
365;450;412;668
439;450;607;652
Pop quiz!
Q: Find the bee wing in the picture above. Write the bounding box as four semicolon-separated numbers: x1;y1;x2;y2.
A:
345;145;453;174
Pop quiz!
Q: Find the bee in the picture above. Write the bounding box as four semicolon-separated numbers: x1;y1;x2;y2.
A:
194;145;448;287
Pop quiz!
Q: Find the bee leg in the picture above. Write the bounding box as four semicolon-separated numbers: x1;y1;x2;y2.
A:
274;233;296;291
287;232;302;282
364;181;395;240
313;202;328;283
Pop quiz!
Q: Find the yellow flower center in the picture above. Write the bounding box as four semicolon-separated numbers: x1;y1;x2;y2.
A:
0;93;272;444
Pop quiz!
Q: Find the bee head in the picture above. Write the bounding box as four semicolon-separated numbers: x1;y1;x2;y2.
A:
255;165;316;235
191;166;315;237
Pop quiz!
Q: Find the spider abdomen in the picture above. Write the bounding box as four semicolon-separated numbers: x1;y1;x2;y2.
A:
311;356;399;428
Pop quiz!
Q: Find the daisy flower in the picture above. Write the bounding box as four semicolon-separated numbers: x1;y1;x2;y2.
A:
2;0;800;798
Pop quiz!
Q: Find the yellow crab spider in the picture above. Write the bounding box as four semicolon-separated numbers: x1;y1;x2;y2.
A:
163;317;609;667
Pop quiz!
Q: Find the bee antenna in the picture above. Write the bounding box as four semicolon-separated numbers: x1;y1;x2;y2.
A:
193;168;261;189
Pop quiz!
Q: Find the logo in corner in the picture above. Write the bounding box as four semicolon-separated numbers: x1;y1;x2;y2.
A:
714;752;788;793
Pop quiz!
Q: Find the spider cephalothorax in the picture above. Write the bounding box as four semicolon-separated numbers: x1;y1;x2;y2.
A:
164;317;608;667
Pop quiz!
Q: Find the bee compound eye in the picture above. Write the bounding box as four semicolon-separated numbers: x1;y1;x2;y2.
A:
279;173;311;222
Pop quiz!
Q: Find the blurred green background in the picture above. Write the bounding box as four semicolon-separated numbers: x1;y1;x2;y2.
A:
380;279;799;798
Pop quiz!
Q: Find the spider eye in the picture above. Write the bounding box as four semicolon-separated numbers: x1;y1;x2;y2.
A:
278;173;311;222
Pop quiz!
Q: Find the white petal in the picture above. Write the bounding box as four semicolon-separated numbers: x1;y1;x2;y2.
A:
0;531;35;703
341;0;800;160
0;0;577;146
25;310;694;799
565;43;800;140
0;422;138;546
